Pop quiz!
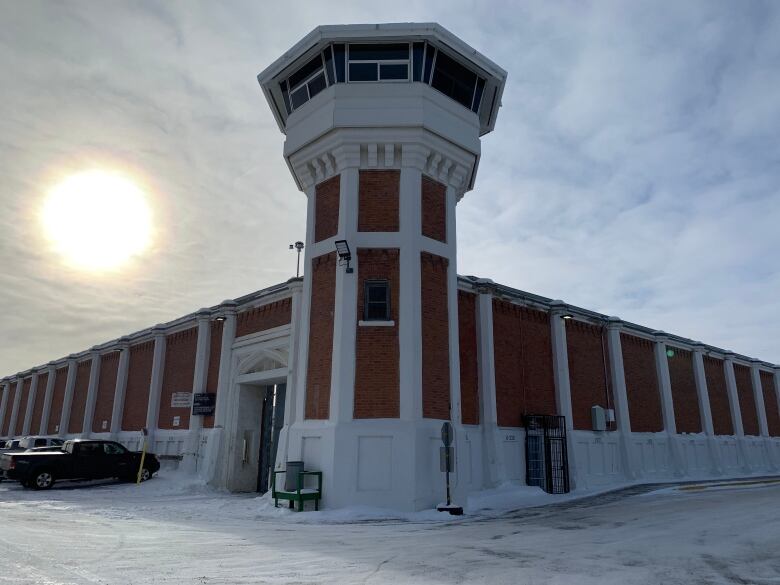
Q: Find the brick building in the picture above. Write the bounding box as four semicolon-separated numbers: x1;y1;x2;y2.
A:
2;24;779;511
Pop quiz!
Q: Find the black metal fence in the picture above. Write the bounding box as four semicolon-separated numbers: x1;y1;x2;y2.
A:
524;414;570;494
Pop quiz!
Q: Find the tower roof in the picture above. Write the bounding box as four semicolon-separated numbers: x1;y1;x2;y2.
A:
257;23;507;137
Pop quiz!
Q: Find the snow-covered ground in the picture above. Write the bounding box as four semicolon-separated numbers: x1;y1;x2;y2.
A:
1;472;778;585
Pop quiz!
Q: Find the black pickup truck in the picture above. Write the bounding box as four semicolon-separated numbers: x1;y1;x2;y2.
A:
0;439;160;489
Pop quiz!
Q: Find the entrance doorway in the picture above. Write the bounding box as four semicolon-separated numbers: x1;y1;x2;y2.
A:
524;414;570;494
257;383;286;493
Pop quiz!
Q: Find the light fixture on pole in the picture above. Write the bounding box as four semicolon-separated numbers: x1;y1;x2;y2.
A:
561;313;573;320
289;241;304;277
334;239;353;274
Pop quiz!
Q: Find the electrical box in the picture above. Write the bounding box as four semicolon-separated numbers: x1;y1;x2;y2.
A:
591;406;607;431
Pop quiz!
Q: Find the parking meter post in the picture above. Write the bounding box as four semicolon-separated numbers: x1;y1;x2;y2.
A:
445;449;451;506
136;428;148;485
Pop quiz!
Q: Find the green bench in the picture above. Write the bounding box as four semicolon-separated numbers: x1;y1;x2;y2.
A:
271;469;322;511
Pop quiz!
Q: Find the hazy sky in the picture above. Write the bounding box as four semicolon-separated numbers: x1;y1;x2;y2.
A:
1;1;779;375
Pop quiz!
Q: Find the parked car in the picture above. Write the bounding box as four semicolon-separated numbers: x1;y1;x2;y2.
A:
0;437;64;480
18;436;64;451
25;445;67;452
0;436;63;455
0;439;21;455
0;439;160;489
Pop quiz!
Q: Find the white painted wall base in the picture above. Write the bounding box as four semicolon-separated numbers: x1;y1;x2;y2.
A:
271;418;480;512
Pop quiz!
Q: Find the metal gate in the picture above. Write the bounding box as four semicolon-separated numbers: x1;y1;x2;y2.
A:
257;383;287;494
524;414;570;494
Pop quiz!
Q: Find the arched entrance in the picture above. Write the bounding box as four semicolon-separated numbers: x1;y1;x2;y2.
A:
226;345;290;493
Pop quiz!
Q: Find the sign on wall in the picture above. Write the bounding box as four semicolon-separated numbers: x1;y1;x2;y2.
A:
171;392;192;408
192;393;216;416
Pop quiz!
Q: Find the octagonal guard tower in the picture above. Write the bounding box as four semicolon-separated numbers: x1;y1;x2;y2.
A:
258;23;506;511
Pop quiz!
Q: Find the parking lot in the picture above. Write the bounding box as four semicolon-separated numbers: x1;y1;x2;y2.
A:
1;474;779;585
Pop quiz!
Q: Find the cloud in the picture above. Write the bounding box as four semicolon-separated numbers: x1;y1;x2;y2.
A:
0;0;778;374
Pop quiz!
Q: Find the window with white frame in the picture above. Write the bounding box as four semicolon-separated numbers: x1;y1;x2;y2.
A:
347;43;410;82
281;54;327;113
278;41;486;116
364;280;391;321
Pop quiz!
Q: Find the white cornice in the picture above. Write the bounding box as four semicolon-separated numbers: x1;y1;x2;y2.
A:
288;127;476;198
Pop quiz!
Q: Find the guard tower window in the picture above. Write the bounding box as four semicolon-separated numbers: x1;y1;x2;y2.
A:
431;51;478;110
348;43;410;82
364;280;391;321
277;41;487;116
281;53;328;113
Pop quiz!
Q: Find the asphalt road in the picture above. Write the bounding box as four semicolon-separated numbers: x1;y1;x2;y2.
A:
0;477;778;585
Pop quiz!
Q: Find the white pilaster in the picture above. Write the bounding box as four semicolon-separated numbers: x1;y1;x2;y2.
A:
293;190;315;427
723;355;744;436
329;160;359;423
58;358;78;437
213;302;238;430
444;184;467;506
605;318;637;480
80;350;102;438
749;361;776;471
652;334;684;476
398;146;426;422
38;364;57;435
110;339;131;436
476;288;504;486
22;371;39;435
723;354;751;473
0;381;9;437
445;186;461;427
8;377;24;439
276;279;304;470
549;301;578;489
749;362;769;437
145;326;167;446
210;300;237;487
182;310;211;473
691;345;722;475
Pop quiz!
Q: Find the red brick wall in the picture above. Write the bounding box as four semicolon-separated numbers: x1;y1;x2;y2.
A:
421;253;450;420
236;299;292;338
92;352;119;433
30;372;48;434
761;370;780;437
667;348;701;434
47;367;68;434
422;175;446;243
458;291;479;425
203;319;223;429
1;383;15;436
358;170;399;232
704;356;733;436
122;341;154;431
354;248;400;418
621;334;663;433
14;378;32;436
566;320;613;430
68;360;92;434
734;364;759;436
493;300;556;427
305;253;336;420
158;327;197;430
315;175;340;242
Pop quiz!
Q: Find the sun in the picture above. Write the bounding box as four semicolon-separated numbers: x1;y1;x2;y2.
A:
42;169;153;271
